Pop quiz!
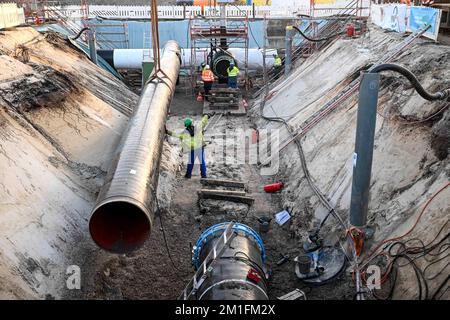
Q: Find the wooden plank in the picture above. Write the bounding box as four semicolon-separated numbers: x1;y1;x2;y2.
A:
210;96;238;102
200;178;246;189
209;102;239;108
199;189;247;197
198;192;254;205
211;88;240;94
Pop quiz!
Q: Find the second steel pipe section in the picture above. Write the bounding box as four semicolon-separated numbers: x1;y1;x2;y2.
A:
89;41;181;253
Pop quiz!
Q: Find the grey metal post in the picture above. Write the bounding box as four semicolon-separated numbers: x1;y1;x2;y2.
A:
88;29;98;65
284;26;294;76
349;72;380;227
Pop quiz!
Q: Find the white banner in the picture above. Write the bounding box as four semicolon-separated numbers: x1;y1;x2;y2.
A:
371;4;407;33
0;3;25;30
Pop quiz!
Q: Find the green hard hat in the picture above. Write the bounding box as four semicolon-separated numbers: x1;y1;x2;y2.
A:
184;118;193;127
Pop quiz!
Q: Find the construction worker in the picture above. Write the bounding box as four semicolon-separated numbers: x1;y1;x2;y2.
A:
201;64;215;101
166;114;214;179
227;61;239;89
200;62;206;72
273;54;282;78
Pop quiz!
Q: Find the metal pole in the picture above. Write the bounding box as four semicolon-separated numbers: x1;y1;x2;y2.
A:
349;72;380;227
284;25;293;76
262;15;268;93
88;29;98;65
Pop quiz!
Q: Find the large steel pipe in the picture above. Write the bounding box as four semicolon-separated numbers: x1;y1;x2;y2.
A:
89;41;181;253
192;223;268;300
97;48;276;71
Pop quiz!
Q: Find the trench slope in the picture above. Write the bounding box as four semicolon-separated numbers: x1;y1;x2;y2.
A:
253;26;450;299
0;27;139;299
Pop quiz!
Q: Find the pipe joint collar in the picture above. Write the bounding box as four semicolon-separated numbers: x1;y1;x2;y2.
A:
192;222;266;269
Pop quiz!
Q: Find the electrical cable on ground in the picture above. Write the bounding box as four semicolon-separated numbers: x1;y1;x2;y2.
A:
261;105;347;231
360;182;450;269
154;194;189;280
359;183;450;300
258;87;357;294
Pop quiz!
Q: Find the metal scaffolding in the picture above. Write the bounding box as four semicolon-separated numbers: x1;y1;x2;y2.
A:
189;5;249;91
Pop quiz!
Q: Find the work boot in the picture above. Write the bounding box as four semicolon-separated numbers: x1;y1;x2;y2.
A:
184;174;191;179
201;175;207;179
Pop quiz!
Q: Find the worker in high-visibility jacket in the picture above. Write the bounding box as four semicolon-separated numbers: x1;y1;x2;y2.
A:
273;54;282;78
227;61;239;89
166;114;214;179
201;65;215;101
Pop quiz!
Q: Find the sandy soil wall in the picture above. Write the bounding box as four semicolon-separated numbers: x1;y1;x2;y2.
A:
0;27;140;298
252;26;449;299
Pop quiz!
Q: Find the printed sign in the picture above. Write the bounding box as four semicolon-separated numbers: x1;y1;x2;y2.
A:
407;6;442;41
382;4;407;33
371;4;407;33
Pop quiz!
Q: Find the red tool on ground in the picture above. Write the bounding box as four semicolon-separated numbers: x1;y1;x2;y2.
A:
264;182;283;193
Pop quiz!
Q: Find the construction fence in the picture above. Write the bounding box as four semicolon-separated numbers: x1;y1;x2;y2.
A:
0;3;25;29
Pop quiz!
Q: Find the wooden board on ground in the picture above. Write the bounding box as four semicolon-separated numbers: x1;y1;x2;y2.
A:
198;191;255;205
203;100;247;116
200;178;247;189
199;188;247;197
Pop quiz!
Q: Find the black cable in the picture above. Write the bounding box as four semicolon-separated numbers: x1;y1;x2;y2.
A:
384;224;450;300
424;254;450;281
373;264;398;300
260;104;347;234
71;27;90;40
431;275;449;300
292;25;345;43
370;63;450;101
393;254;429;300
154;195;187;279
248;23;262;49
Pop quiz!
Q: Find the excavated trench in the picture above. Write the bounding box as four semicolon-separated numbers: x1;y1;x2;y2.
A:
0;25;448;300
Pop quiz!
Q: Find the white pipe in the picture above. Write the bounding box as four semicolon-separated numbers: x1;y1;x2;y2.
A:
113;48;277;70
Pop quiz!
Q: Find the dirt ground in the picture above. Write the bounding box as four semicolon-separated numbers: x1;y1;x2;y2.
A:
1;24;447;300
78;89;356;300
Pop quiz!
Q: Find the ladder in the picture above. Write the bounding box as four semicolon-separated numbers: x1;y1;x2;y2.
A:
143;27;152;61
179;222;237;300
91;23;129;49
259;24;432;166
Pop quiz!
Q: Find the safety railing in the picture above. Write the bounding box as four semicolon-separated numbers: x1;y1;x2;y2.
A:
41;3;369;21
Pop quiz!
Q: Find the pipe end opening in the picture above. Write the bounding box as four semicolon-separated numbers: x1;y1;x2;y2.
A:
89;201;151;254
